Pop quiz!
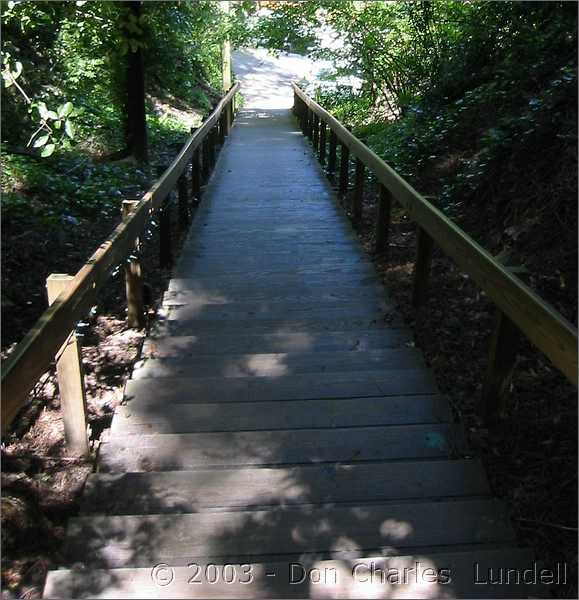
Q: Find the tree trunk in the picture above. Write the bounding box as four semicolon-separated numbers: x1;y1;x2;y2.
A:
126;1;148;163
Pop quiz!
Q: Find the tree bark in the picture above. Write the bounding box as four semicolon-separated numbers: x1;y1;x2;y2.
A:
126;1;148;163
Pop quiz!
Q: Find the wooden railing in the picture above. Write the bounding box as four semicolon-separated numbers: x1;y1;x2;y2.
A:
1;82;241;454
292;83;577;420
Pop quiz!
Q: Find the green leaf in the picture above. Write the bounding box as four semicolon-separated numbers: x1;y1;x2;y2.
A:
33;134;50;148
65;119;75;139
46;110;58;120
54;119;62;129
58;101;74;118
41;144;56;158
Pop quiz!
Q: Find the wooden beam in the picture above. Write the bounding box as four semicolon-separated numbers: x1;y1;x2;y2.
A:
122;201;145;329
375;185;392;254
328;130;337;177
46;275;89;457
339;144;350;197
412;227;434;308
177;174;189;231
353;158;365;222
319;121;326;165
292;82;577;385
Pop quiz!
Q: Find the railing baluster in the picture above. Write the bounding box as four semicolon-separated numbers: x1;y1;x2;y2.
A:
157;165;173;269
353;158;364;222
305;108;312;139
312;114;319;151
339;144;350;196
375;185;392;254
122;200;145;329
412;227;434;308
46;274;89;457
319;121;327;165
481;265;529;423
328;130;337;178
191;147;201;201
177;173;189;231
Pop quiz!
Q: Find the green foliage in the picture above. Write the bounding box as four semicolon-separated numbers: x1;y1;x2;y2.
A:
1;0;227;158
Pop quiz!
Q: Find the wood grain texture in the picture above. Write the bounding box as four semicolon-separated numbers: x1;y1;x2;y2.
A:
65;499;513;567
82;459;489;515
98;424;466;472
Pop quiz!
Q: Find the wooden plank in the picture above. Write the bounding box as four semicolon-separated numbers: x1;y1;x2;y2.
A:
43;548;540;599
174;262;376;278
151;317;403;337
167;273;381;291
161;286;386;307
130;348;425;380
64;499;513;567
142;330;410;357
412;227;434;308
110;395;450;435
98;423;464;472
292;82;577;385
82;459;490;515
46;275;89;456
123;369;438;407
375;184;392;254
159;301;393;323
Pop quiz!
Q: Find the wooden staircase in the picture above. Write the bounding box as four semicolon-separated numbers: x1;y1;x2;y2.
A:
43;105;541;599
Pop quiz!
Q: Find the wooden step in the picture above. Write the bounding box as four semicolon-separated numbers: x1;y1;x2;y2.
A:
98;423;465;472
174;262;377;278
123;370;438;406
110;395;449;435
151;316;402;337
82;459;490;515
62;499;514;569
158;302;394;323
161;286;387;307
130;348;426;380
142;330;410;358
167;274;381;292
43;548;541;599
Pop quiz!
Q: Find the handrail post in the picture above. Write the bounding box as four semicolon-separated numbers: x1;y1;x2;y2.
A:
300;100;307;133
190;126;201;201
412;227;434;308
218;113;226;144
156;165;173;268
481;264;529;423
328;130;337;178
319;120;327;165
375;185;392;254
312;114;319;151
122;200;145;328
191;148;201;201
339;144;350;197
46;274;89;457
177;173;189;231
305;108;312;139
201;138;211;182
352;158;364;222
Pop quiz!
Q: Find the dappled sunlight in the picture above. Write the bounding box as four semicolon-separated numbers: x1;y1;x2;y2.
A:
380;519;414;541
222;353;290;378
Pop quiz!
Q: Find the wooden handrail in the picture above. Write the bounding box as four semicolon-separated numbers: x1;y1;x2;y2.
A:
1;82;240;434
292;82;577;387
